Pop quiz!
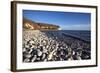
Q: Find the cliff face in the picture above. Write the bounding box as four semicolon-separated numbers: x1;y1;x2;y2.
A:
23;18;60;30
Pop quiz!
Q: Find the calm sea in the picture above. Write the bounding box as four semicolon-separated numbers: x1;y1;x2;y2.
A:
61;30;91;42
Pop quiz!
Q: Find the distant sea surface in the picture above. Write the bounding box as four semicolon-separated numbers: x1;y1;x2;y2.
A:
60;30;91;42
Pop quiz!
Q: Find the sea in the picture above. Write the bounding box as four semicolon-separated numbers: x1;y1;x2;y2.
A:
60;30;91;43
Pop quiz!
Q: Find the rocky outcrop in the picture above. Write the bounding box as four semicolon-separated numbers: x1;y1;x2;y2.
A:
23;18;60;30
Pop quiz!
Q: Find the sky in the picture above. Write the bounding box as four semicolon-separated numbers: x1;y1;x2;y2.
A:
23;10;91;30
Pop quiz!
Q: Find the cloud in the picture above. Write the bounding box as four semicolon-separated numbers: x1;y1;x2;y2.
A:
60;24;90;30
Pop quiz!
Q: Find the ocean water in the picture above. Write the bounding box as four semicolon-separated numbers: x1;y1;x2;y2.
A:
60;30;91;42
